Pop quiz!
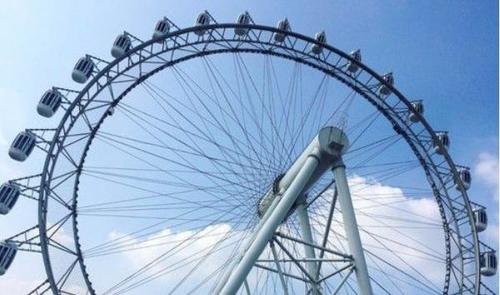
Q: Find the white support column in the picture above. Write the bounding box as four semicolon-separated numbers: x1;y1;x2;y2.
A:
218;153;320;295
296;201;321;295
332;160;373;295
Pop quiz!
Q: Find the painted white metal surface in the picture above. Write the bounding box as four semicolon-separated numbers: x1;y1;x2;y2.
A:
333;161;373;295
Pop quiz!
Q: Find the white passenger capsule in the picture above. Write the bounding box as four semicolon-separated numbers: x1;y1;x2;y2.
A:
311;31;326;55
274;18;290;43
9;131;36;162
194;12;210;36
473;208;487;232
455;167;471;191
153;18;170;40
72;56;94;84
480;251;497;277
37;89;62;118
433;132;449;155
378;72;394;95
235;12;251;36
0;182;20;215
111;34;132;58
0;241;17;276
347;49;362;73
408;100;424;123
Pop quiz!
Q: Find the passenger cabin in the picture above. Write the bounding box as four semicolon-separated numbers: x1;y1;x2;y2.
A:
9;131;36;162
0;241;17;276
111;34;132;58
378;73;394;96
455;168;471;191
37;89;62;118
408;101;424;123
0;182;20;215
235;13;251;36
473;208;487;232
194;12;210;36
72;57;94;84
433;132;449;155
274;18;290;43
480;251;497;277
347;49;362;73
153;19;170;40
311;31;326;55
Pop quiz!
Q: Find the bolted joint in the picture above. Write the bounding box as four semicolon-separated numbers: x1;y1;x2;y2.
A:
331;159;346;171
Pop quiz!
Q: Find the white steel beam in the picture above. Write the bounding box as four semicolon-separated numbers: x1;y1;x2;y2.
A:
333;161;373;295
218;152;320;295
296;201;321;295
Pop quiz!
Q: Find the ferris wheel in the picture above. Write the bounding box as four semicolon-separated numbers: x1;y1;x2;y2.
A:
0;10;497;295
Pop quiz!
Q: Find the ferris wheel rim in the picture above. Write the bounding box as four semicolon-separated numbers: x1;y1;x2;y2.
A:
33;21;480;294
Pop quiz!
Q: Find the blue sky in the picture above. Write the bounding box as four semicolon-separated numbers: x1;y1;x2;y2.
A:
0;0;498;294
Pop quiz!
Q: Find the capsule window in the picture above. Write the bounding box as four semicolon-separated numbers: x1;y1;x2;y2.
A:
435;133;449;147
156;21;166;32
75;58;93;76
115;35;130;49
0;241;17;272
38;90;62;117
7;190;19;208
12;135;23;149
18;136;29;151
52;97;61;111
41;91;61;109
76;59;86;71
383;73;394;85
462;170;471;183
197;13;209;25
481;253;497;268
472;208;487;234
3;250;14;270
490;255;497;268
41;92;54;104
0;184;20;210
352;50;361;61
12;132;36;154
479;211;487;224
278;19;290;31
316;32;326;43
442;135;449;146
412;102;423;114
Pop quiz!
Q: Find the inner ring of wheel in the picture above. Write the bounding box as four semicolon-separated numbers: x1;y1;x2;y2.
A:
37;23;479;294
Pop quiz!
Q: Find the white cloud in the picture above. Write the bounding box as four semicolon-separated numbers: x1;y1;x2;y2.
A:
85;223;245;294
474;152;499;201
84;175;447;294
309;175;445;292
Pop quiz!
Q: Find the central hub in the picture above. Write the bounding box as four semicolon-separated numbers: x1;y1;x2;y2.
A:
256;126;349;219
257;174;285;218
